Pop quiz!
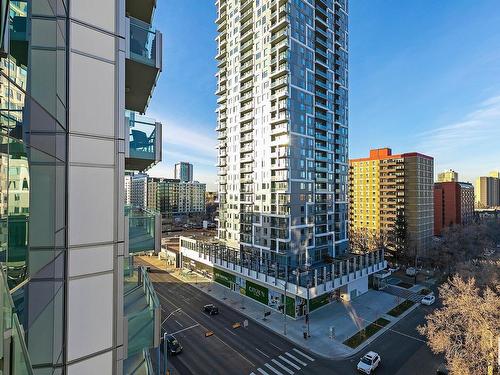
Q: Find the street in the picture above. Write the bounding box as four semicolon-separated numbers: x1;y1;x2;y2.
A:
141;261;442;375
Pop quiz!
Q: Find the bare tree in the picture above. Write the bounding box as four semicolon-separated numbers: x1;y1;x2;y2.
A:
425;222;498;272
418;276;500;375
349;227;389;254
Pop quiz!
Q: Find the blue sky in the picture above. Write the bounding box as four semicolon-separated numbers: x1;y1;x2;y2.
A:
147;0;500;191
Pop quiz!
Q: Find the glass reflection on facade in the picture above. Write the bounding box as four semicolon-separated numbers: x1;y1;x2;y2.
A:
1;0;67;371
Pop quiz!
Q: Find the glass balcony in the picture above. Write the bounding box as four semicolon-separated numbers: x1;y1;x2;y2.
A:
125;112;162;172
126;0;156;24
0;267;33;374
126;17;162;113
124;266;160;373
125;205;160;255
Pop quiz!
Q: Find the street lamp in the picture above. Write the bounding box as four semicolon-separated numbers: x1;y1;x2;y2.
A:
160;307;181;375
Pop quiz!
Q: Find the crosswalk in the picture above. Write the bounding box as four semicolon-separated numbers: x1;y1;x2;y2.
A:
384;285;423;303
249;347;315;375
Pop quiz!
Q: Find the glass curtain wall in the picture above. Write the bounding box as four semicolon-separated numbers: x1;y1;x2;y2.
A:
1;0;68;372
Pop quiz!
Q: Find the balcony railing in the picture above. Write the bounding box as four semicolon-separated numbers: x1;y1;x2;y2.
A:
125;112;162;172
125;205;161;255
0;267;33;375
123;265;160;374
126;17;162;113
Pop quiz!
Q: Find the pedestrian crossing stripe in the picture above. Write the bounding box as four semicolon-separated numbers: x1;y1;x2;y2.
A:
251;347;315;375
271;359;294;375
285;352;307;366
277;355;301;370
264;363;284;375
292;348;315;361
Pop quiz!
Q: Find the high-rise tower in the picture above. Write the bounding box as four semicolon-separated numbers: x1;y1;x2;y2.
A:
216;0;349;269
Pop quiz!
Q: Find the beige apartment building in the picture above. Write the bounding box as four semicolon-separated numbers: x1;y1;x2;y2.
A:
349;148;434;257
475;172;500;208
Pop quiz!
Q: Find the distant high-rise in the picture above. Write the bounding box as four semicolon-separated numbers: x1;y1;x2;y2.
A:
475;173;500;208
349;148;434;255
438;169;458;182
174;161;193;182
434;182;475;236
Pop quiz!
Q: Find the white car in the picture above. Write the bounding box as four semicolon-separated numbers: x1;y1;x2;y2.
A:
405;267;417;276
388;266;400;273
421;294;436;306
357;351;381;374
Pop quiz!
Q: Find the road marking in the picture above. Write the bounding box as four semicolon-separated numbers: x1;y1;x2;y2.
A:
265;363;284;375
386;327;427;343
257;368;270;375
278;356;300;370
285;352;307;366
255;348;270;358
153;283;256;367
169;324;199;336
225;327;237;336
268;342;283;351
271;359;294;375
174;320;183;327
292;348;315;361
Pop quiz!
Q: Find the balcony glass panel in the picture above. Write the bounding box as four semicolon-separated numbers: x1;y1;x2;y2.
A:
126;205;157;254
125;266;160;357
128;112;157;163
129;17;158;67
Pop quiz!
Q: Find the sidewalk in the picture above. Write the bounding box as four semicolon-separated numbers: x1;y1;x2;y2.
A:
138;256;414;359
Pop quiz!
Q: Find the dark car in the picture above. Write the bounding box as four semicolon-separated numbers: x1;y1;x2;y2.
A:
436;364;449;375
203;304;219;315
165;335;182;355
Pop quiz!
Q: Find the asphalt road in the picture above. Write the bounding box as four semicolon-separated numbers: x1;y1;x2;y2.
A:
140;261;442;375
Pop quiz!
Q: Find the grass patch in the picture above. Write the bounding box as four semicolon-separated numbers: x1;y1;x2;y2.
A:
343;318;390;348
387;300;415;317
397;282;413;289
419;288;432;295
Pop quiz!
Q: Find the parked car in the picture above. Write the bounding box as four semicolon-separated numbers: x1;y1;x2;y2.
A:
165;335;183;355
421;294;436;306
388;265;400;273
357;351;381;374
203;304;219;315
405;267;417;276
436;364;449;374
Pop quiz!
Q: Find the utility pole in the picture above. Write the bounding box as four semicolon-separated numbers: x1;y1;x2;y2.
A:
284;266;288;335
306;279;310;338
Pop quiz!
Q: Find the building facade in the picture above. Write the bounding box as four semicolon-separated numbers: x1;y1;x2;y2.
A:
437;169;458;183
128;175;206;215
216;0;349;272
174;161;193;182
434;182;475;236
349;148;434;256
0;1;162;373
475;173;500;208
